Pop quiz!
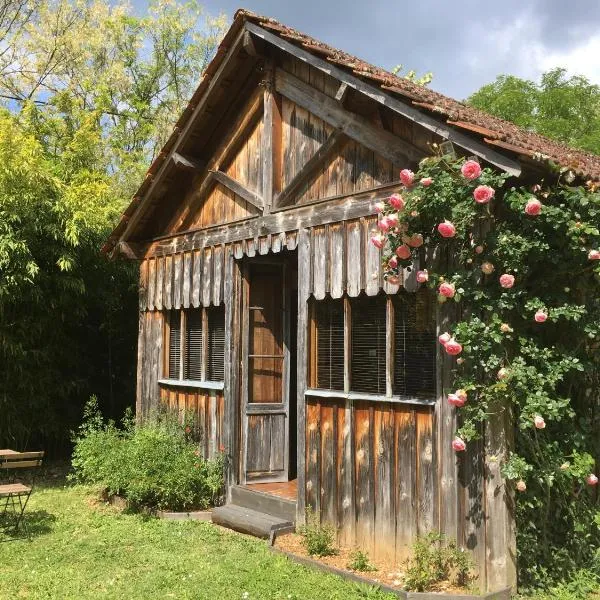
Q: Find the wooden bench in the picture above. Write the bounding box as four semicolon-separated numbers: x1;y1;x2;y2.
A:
0;451;44;535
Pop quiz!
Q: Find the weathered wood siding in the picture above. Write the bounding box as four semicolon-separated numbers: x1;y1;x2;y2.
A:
159;385;225;460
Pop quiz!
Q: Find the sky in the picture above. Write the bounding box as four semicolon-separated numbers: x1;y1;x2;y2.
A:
134;0;600;100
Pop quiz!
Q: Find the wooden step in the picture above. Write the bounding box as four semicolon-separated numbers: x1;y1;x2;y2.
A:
212;504;295;542
231;485;297;523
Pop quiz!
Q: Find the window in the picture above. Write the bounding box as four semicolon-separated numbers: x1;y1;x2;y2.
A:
165;306;225;382
310;289;436;400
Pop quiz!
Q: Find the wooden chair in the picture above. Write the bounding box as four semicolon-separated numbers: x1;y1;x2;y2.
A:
0;451;44;535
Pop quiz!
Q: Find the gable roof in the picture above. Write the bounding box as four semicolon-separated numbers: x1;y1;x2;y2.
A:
103;8;600;255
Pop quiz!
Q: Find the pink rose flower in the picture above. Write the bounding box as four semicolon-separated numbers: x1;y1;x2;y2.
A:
387;275;400;285
452;437;466;452
387;214;399;228
448;393;466;408
388;256;398;269
525;198;542;216
587;474;599;486
371;234;385;249
395;244;412;260
499;274;515;288
389;193;405;210
475;245;484;254
534;310;548;323
438;220;456;238
420;177;433;187
410;210;419;218
416;270;429;283
400;169;414;187
456;357;465;365
500;323;513;333
534;415;546;429
445;339;462;356
473;185;495;204
456;389;468;403
438;332;451;346
408;233;424;248
497;367;509;380
461;160;482;180
531;184;542;193
438;282;455;298
377;217;391;232
516;480;527;492
481;261;495;275
588;249;600;260
374;201;385;214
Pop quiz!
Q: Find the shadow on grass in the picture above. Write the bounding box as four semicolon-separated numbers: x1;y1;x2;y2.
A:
0;509;57;542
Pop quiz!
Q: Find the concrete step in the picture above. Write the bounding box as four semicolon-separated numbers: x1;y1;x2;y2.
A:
230;485;297;523
212;504;294;542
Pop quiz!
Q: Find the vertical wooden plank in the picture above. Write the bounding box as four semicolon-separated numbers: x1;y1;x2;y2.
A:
139;259;148;312
395;406;416;559
296;228;311;524
346;219;362;297
354;401;374;550
286;231;297;251
223;248;235;496
364;216;381;296
262;60;275;212
246;238;256;258
164;255;173;311
306;400;320;513
147;258;156;311
208;389;218;459
202;246;213;307
213;244;224;306
173;253;183;309
192;249;202;308
329;223;345;299
416;408;435;535
135;311;145;422
374;403;395;559
182;252;192;309
320;402;336;526
155;255;164;311
337;397;354;545
312;225;328;300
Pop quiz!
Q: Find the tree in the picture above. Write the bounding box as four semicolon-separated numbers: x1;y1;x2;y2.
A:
0;0;226;451
468;68;600;156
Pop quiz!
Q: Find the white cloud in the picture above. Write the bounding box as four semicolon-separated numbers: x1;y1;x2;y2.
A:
538;34;600;84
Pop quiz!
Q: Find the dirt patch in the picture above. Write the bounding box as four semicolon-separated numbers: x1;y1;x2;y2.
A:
274;533;472;594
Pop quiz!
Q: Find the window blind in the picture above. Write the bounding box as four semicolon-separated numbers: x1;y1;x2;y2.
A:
393;289;436;399
168;311;181;379
314;298;345;390
207;306;225;381
184;309;203;380
350;294;386;395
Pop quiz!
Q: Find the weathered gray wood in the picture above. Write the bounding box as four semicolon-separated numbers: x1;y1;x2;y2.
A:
139;260;148;311
202;246;212;307
135;311;145;422
374;404;395;559
354;403;374;549
275;130;347;208
210;170;264;211
312;226;328;300
275;68;422;165
329;222;345;299
296;228;311;523
247;23;522;177
345;219;362;297
164;255;173;310
395;407;416;557
191;248;202;308
417;409;435;536
211;504;293;539
335;82;349;103
212;244;224;306
155;255;164;310
231;485;296;522
147;258;156;311
262;61;275;212
364;216;381;296
182;251;192;309
208;389;218;458
172;152;204;172
173;253;183;309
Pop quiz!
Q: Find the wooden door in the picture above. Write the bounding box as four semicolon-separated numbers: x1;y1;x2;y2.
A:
241;261;290;483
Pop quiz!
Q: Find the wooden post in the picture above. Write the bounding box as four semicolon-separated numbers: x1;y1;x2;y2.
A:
261;59;282;214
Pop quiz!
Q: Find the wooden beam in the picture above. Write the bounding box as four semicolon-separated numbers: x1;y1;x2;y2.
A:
335;82;349;103
242;30;262;57
275;130;348;208
261;59;278;213
116;241;145;260
274;67;423;164
246;22;522;177
171;152;204;172
210;170;264;211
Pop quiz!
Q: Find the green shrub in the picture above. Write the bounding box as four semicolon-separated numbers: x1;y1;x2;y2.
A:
71;398;224;511
403;532;475;592
298;509;338;557
346;549;376;572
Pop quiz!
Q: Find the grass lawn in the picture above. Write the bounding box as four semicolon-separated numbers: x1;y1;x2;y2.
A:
0;479;395;600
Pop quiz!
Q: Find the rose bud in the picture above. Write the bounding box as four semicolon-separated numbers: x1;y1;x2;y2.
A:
408;233;424;247
534;310;548;323
586;474;599;486
371;234;385;249
388;256;398;269
416;270;429;283
475;245;484;254
588;249;600;260
448;393;466;408
497;367;509;380
377;216;391;232
534;415;546;429
373;201;385;213
420;177;433;187
438;332;451;346
500;323;513;333
516;480;527;492
452;437;466;452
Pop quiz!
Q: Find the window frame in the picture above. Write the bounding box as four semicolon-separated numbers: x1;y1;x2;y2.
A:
308;291;437;405
160;306;225;390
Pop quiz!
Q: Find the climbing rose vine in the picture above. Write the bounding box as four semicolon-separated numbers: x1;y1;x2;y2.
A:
372;152;600;588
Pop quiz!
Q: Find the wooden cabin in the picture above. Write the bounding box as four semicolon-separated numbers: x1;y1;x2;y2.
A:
103;10;600;593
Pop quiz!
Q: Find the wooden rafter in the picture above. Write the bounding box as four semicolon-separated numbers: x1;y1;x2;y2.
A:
246;22;522;177
275;67;423;164
275;130;348;208
171;152;204;172
209;170;264;211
